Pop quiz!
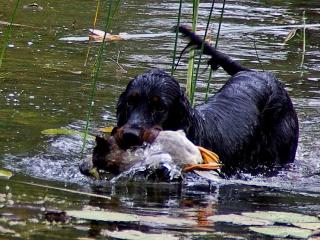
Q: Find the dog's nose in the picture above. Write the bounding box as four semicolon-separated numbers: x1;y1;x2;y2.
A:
122;128;141;148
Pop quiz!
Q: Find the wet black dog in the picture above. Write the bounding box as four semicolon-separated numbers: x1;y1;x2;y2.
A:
115;26;299;176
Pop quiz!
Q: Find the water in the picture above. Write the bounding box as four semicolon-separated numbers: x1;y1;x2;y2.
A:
0;0;319;238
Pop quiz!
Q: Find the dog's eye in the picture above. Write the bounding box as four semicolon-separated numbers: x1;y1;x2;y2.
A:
127;94;139;107
155;103;165;112
127;99;134;107
149;96;165;112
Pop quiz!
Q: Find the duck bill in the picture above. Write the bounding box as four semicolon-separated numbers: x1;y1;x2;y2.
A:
79;157;101;180
88;167;100;180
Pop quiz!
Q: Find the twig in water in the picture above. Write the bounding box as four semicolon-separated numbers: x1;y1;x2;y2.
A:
11;180;111;200
108;53;127;73
253;36;264;71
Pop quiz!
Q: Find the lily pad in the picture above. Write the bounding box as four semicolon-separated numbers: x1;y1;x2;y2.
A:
292;222;320;230
0;225;16;235
242;211;320;224
0;169;13;179
101;230;179;240
41;129;94;139
208;214;273;226
249;226;313;239
140;215;196;227
66;210;139;222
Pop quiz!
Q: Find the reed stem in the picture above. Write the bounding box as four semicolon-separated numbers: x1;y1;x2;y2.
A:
205;0;226;102
0;0;21;68
84;0;101;67
81;0;122;158
187;0;200;105
194;0;215;100
171;0;183;76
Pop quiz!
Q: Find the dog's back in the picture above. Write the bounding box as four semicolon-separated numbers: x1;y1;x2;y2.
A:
179;26;299;175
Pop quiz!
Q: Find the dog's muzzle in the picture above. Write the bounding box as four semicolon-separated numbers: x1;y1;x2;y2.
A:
120;126;142;149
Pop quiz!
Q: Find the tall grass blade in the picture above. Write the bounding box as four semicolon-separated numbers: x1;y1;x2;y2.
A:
205;0;226;102
0;0;21;68
300;11;306;68
194;0;215;99
171;0;183;76
84;0;101;67
187;0;200;105
81;0;122;158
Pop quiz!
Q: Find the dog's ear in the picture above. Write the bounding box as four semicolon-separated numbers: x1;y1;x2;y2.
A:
116;91;128;127
164;91;193;133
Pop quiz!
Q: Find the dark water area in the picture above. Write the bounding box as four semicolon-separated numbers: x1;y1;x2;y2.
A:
0;0;320;239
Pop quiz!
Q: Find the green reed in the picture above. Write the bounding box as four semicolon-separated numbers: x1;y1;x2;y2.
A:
80;0;122;158
0;0;21;68
172;0;226;105
186;0;199;104
171;0;183;76
84;0;101;67
193;0;215;104
204;0;226;102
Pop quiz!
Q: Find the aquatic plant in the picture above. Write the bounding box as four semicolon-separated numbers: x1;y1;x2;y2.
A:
186;0;199;105
83;0;101;67
0;0;21;68
171;0;183;76
194;0;216;104
171;1;226;104
204;0;226;102
81;0;122;158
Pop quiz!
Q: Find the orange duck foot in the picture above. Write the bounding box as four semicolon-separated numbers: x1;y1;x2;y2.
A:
183;146;222;172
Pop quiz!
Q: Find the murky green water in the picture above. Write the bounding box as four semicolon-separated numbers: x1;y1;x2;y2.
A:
0;0;320;239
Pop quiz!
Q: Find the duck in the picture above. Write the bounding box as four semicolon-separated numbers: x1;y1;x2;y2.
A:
80;127;221;181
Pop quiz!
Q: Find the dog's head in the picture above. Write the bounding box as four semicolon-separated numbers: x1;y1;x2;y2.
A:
116;69;192;148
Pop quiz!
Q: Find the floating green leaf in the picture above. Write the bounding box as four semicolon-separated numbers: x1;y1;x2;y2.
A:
41;129;94;139
66;210;195;227
66;210;139;222
208;214;273;226
292;222;320;231
141;215;196;227
242;211;320;224
0;225;16;235
0;169;13;179
249;226;313;239
102;230;179;240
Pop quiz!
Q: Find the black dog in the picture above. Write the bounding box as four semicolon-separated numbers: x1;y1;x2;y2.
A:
115;26;299;176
